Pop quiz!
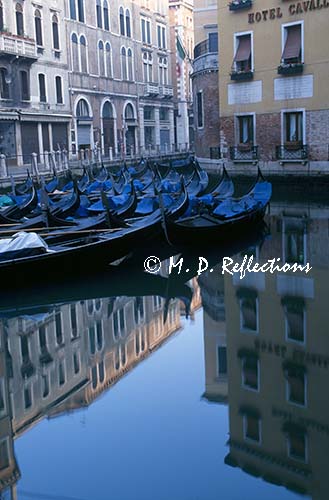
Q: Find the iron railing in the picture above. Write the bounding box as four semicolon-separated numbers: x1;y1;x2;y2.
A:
230;145;259;161
276;144;308;161
194;37;218;59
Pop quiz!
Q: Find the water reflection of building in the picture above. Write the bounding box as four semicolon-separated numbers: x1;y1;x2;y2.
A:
0;294;183;497
199;269;228;405
223;207;329;499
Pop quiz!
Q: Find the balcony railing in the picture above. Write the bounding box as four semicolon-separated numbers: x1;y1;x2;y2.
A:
0;33;37;59
144;83;159;97
210;147;221;159
229;0;253;11
277;62;304;75
160;85;174;98
194;38;218;59
230;70;254;81
230;145;259;162
276;144;308;162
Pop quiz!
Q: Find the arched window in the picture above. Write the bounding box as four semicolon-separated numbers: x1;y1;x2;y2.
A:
80;35;88;73
76;98;90;118
34;10;43;47
103;0;109;31
38;73;46;102
0;68;10;100
127;48;133;81
52;14;59;50
125;9;131;38
55;76;63;104
98;40;105;76
15;3;24;36
102;101;113;118
159;56;168;85
143;51;153;83
71;33;79;71
119;6;125;36
0;2;4;32
105;42;112;78
96;0;102;29
121;46;127;80
98;361;105;383
125;103;134;120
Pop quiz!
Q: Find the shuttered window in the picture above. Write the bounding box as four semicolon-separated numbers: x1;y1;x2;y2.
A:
282;24;301;64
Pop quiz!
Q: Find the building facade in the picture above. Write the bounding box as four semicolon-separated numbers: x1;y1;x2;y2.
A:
218;0;329;165
168;0;194;150
191;0;219;160
66;0;175;159
0;0;71;166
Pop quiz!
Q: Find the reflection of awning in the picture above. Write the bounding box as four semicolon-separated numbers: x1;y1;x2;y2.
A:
282;420;306;437
234;36;251;62
282;359;307;378
239;405;261;419
238;347;258;360
281;296;305;312
282;25;301;60
236;287;257;300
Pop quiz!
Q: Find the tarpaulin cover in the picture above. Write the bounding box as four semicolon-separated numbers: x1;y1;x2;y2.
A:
0;232;54;262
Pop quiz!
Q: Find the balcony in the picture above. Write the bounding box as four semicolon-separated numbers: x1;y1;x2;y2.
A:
230;70;253;81
229;0;253;11
160;85;174;98
144;83;159;97
277;62;304;75
0;32;37;61
276;144;309;163
230;145;259;162
210;147;221;159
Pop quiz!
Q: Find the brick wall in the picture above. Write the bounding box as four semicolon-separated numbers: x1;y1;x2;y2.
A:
192;70;220;158
307;110;329;161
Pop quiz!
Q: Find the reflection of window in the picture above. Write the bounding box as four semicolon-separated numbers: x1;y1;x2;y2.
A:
89;326;96;354
284;223;305;265
96;321;103;350
0;439;9;471
284;361;306;406
217;346;227;375
55;310;63;345
241;407;261;443
238;288;258;333
42;374;49;398
113;308;125;339
24;386;32;409
59;362;65;386
153;295;162;311
92;365;97;389
70;304;78;337
134;298;144;324
282;297;305;343
239;349;259;391
98;361;105;382
0;378;5;416
283;422;307;463
73;352;80;374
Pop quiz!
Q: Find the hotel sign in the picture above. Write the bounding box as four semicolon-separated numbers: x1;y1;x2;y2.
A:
248;0;329;23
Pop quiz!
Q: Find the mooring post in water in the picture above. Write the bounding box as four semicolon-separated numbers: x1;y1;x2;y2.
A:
0;154;7;179
31;152;40;184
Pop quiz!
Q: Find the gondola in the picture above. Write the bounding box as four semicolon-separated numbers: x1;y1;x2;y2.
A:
0;184;38;223
162;169;272;245
15;170;33;195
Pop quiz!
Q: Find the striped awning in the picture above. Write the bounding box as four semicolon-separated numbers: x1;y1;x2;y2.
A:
234;36;251;62
282;25;301;60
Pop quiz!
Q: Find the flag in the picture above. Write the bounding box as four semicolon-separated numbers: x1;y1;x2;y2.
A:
176;35;186;61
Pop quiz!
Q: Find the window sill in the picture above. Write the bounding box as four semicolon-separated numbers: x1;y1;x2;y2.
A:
278;63;304;75
230;70;254;81
229;0;253;10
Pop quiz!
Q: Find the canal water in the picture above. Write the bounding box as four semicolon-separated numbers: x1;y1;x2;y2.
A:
0;197;328;500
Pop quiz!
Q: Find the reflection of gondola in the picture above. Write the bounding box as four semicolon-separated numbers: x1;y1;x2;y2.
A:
0;264;193;318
